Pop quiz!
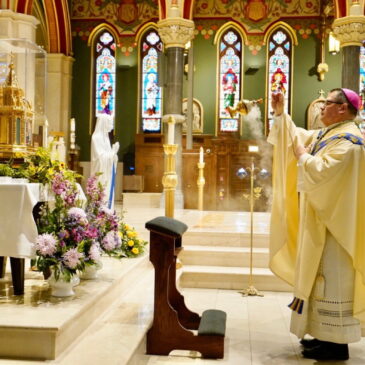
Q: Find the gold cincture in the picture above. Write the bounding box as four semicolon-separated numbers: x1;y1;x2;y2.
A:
0;62;35;159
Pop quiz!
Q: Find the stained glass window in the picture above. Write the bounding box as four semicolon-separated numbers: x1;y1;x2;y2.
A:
359;45;365;123
95;31;116;116
218;29;242;132
267;28;292;132
141;30;163;133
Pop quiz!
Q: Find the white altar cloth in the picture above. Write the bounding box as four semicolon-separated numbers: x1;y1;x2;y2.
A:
0;183;39;258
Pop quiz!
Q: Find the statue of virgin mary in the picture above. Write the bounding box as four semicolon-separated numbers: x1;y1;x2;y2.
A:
90;114;119;209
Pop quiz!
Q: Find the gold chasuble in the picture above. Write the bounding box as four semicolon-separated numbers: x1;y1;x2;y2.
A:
268;114;365;325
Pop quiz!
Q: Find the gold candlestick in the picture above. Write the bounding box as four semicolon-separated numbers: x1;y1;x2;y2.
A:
197;162;205;210
162;144;178;218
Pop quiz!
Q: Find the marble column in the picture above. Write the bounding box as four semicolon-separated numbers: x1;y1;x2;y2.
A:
157;16;194;209
46;53;74;148
333;10;365;92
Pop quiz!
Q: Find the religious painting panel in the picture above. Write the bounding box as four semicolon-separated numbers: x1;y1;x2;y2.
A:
140;29;163;133
193;0;320;34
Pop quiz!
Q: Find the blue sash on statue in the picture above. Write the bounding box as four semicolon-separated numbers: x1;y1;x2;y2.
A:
108;163;116;209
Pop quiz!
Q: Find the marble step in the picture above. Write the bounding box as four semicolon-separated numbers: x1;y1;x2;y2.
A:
179;265;292;292
0;255;152;361
122;192;161;209
179;246;270;268
183;231;269;248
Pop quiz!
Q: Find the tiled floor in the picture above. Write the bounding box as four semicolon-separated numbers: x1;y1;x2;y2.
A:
137;288;365;365
1;205;365;364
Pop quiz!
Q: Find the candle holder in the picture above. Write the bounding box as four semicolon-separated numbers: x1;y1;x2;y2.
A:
197;161;205;210
162;144;178;218
236;157;269;297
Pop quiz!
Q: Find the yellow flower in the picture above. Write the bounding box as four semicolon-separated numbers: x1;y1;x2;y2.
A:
128;240;134;247
47;167;54;176
131;247;139;255
126;230;136;238
118;231;123;238
124;224;131;231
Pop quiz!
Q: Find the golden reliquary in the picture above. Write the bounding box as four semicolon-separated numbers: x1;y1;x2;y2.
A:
0;62;35;159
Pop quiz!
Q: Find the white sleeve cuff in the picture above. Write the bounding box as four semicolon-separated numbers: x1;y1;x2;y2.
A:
298;153;311;166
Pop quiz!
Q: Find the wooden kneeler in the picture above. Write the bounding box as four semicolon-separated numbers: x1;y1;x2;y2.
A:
146;216;227;359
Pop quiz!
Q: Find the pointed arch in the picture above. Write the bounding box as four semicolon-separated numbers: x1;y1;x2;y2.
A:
88;23;120;48
215;23;245;135
264;22;296;134
17;0;72;55
137;24;163;133
214;21;248;46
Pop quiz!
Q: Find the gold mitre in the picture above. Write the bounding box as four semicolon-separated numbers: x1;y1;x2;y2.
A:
227;98;263;118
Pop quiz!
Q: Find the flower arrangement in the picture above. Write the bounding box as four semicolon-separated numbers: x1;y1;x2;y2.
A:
84;175;122;257
85;175;147;258
34;172;148;283
119;222;148;258
0;163;13;177
13;148;81;185
34;171;97;281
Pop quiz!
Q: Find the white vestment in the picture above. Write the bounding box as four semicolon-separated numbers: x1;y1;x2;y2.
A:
90;114;119;208
268;114;365;343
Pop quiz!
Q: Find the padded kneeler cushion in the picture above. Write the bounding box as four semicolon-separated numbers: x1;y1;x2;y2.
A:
198;309;227;336
145;216;188;237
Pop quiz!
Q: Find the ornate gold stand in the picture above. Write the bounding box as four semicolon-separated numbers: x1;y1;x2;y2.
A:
162;144;178;218
239;158;265;297
197;162;205;210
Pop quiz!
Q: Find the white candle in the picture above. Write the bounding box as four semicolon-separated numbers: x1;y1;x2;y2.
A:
167;118;175;144
199;146;204;163
70;118;76;132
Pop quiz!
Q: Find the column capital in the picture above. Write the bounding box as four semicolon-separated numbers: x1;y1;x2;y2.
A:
332;16;365;47
157;17;194;49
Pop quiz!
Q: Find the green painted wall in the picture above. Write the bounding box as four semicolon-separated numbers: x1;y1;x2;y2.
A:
72;30;343;162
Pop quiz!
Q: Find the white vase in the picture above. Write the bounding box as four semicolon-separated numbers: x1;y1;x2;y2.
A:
48;272;75;297
80;261;103;280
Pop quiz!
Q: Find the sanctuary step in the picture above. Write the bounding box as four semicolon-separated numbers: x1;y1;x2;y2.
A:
0;255;153;361
122;192;161;208
176;211;292;292
180;266;291;292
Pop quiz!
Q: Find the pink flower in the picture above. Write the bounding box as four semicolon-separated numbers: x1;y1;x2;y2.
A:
63;248;84;269
35;233;57;256
89;242;101;262
102;231;121;251
68;207;87;220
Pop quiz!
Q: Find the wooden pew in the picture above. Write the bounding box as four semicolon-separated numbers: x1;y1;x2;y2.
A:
145;216;227;359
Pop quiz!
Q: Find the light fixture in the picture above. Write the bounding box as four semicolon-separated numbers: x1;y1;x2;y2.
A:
328;32;340;55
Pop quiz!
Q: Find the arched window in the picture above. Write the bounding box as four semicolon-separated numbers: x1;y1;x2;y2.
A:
94;31;116;117
359;45;365;121
140;29;163;133
218;28;242;133
266;27;293;132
